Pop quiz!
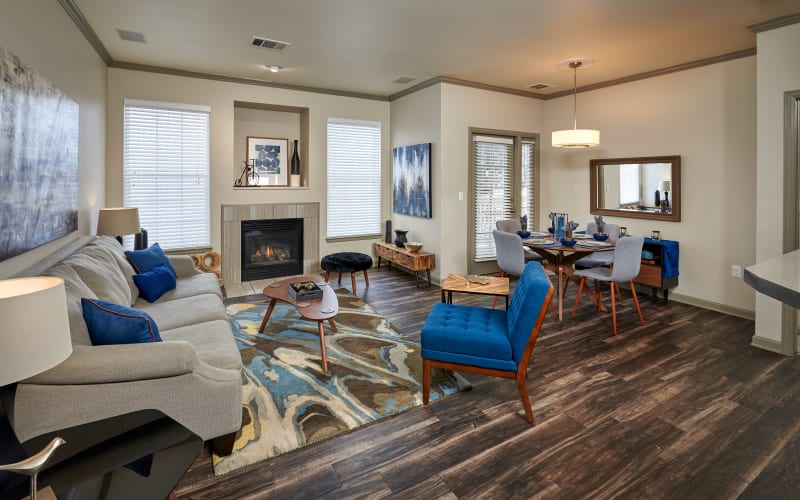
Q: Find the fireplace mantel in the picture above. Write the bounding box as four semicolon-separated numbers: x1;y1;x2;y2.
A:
221;203;319;285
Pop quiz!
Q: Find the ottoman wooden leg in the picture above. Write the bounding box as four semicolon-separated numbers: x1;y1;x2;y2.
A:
363;269;370;287
351;272;357;294
324;271;331;282
337;272;342;285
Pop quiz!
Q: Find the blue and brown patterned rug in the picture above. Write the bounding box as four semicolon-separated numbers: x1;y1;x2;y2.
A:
212;290;470;475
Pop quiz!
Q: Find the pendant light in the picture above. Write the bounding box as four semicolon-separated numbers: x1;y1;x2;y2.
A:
552;58;600;148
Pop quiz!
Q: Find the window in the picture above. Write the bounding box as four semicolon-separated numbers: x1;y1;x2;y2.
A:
469;131;539;274
326;118;381;238
619;163;640;205
123;99;210;251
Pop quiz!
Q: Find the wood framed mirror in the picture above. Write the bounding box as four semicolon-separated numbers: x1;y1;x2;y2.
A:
590;155;681;222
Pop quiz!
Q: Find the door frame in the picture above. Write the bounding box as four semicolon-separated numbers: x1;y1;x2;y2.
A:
780;90;800;354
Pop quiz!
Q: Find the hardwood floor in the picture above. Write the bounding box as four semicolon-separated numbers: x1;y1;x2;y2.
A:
175;266;800;499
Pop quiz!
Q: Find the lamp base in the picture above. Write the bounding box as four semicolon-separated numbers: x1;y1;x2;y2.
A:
134;229;148;250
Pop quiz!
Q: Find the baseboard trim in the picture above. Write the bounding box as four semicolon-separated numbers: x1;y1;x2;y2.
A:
668;292;754;320
750;335;789;355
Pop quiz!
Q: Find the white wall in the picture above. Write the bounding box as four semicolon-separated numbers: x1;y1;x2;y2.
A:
754;23;800;344
106;69;390;264
543;57;758;312
0;0;107;278
389;85;442;272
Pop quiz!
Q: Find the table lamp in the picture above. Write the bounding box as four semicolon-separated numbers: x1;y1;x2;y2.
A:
0;277;73;499
659;180;671;213
96;207;146;249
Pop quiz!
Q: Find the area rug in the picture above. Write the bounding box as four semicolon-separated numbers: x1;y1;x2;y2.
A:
212;290;470;475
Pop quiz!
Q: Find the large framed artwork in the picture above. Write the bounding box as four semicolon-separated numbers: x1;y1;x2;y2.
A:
246;136;289;186
0;44;79;262
392;143;432;218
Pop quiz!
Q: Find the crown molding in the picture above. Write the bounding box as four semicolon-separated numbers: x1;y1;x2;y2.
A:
58;0;112;65
542;48;757;99
109;61;388;101
748;12;800;33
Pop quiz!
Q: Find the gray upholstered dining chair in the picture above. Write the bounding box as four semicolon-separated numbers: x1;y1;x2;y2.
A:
493;230;556;318
495;219;542;263
571;235;645;334
574;222;621;269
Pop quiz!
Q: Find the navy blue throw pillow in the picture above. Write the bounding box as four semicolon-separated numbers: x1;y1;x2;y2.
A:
132;264;177;303
125;242;177;277
81;298;162;345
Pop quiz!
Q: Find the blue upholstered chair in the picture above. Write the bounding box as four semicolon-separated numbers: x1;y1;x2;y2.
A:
421;261;554;423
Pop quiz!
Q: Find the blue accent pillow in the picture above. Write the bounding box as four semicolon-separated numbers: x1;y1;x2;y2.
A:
81;298;162;345
125;243;176;277
132;264;177;303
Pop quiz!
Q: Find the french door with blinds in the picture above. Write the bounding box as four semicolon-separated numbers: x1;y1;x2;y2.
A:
468;129;539;275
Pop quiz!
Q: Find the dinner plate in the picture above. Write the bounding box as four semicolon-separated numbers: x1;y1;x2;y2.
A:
573;234;593;239
576;240;613;247
527;238;557;245
530;231;550;237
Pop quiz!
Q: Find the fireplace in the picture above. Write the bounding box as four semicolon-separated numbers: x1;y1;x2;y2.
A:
241;218;303;281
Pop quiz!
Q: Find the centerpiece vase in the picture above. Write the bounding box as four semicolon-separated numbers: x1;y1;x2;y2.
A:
394;229;408;248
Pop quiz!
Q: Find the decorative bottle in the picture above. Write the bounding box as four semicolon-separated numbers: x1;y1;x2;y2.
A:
290;139;301;186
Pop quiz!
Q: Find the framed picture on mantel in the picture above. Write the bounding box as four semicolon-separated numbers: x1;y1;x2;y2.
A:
246;136;289;186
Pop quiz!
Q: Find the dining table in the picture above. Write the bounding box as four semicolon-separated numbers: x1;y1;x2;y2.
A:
522;233;615;321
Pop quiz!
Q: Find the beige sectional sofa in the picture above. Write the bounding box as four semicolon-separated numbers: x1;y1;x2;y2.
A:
10;235;242;451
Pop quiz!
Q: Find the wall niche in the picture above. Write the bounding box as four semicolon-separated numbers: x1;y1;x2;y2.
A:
233;101;309;188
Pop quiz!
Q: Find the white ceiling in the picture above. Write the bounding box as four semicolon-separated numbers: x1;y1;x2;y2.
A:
73;0;800;99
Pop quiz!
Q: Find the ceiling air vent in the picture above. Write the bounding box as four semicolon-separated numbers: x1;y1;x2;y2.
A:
527;82;553;90
251;36;290;52
393;76;416;84
117;29;146;43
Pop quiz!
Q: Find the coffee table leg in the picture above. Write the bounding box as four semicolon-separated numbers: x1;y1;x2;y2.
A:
328;318;337;332
318;321;328;372
258;298;278;333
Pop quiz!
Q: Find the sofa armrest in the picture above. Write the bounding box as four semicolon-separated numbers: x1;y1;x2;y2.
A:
168;255;203;278
23;342;202;385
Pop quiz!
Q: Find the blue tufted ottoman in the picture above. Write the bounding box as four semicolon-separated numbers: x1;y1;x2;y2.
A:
320;252;373;294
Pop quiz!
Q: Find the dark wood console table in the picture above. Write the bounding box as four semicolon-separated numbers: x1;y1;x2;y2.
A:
634;238;679;302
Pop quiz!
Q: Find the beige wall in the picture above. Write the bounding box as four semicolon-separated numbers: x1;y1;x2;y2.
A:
0;0;107;278
754;23;800;344
106;68;390;269
439;84;545;280
389;85;442;276
542;56;758;313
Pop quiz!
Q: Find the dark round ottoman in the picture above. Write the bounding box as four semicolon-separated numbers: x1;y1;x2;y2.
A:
321;252;373;294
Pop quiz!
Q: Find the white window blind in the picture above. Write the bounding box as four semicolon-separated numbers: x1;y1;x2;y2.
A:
619;164;640;205
326;118;382;238
123;99;210;251
472;135;513;262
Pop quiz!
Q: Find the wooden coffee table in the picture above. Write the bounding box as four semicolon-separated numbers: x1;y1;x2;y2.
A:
441;274;510;309
258;275;339;372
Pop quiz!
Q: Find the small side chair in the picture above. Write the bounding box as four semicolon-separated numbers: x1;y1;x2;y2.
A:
421;261;554;423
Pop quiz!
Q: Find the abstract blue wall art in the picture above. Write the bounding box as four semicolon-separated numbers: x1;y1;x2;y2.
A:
0;44;79;262
392;143;431;218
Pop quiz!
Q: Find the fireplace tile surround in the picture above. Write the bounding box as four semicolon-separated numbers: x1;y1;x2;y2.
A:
222;203;319;285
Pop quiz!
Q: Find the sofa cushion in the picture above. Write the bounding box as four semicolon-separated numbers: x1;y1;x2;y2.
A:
65;244;132;307
42;263;95;346
89;236;140;304
134;293;227;331
161;320;243;371
125;243;177;277
133;264;177;303
81;298;162;345
158;272;222;301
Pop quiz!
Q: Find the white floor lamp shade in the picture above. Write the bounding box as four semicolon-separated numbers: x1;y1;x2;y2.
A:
0;277;72;386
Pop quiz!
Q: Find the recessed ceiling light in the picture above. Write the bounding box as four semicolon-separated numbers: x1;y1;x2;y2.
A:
266;65;281;73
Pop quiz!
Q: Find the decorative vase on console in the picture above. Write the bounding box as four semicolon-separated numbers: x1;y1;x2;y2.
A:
290;139;301;187
394;228;408;248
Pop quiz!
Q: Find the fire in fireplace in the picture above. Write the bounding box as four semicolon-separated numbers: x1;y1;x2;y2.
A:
241;218;303;281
